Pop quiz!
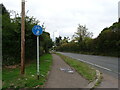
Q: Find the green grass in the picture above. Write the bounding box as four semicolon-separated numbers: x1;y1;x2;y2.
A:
2;54;52;89
56;53;96;82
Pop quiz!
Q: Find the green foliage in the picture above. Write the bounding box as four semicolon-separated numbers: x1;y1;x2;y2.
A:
2;4;53;65
96;22;120;54
56;42;80;52
73;24;93;43
56;22;120;57
55;36;62;46
60;37;69;44
40;32;53;53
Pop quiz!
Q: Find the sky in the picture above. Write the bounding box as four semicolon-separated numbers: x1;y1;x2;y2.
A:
118;1;120;18
0;0;119;40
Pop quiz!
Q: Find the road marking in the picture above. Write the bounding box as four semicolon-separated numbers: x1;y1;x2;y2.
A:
69;56;113;72
60;53;119;75
94;64;112;71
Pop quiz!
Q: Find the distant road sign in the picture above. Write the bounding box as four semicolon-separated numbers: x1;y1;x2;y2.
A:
32;25;43;36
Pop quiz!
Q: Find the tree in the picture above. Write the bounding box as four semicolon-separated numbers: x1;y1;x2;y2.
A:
73;24;93;43
55;36;62;46
40;31;53;53
96;24;120;53
60;37;69;45
2;4;53;65
2;4;16;65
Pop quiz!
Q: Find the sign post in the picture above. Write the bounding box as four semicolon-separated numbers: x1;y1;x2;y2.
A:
37;36;39;79
32;25;43;80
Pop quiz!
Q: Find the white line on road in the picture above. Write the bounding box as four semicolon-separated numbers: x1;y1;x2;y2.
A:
94;64;112;71
59;53;119;75
70;56;113;72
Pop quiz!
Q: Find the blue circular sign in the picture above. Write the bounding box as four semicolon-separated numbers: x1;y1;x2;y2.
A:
32;25;43;36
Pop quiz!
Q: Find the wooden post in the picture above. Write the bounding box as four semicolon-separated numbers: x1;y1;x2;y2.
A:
21;0;25;74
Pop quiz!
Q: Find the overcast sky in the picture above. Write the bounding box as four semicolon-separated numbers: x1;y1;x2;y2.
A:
118;1;120;18
1;0;119;40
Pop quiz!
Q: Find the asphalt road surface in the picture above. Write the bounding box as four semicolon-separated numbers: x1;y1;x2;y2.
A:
58;52;119;79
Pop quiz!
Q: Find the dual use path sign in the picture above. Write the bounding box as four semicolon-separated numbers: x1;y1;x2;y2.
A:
32;25;43;36
32;25;43;80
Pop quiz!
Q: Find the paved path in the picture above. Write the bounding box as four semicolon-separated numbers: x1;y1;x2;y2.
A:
45;54;88;88
97;73;118;88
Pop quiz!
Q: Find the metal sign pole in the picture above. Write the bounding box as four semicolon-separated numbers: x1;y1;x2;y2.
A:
37;36;40;80
32;25;43;80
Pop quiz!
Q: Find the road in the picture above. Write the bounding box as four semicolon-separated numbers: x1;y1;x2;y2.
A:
58;52;119;79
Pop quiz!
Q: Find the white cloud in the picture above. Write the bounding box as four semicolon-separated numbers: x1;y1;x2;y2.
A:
118;1;120;18
1;0;119;39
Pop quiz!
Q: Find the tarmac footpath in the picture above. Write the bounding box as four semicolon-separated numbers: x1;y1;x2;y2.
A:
45;54;89;88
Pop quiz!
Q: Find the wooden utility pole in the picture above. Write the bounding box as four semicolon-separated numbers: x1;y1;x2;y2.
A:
21;0;25;74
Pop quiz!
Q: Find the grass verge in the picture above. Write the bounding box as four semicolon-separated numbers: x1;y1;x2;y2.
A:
56;53;96;82
2;54;52;89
